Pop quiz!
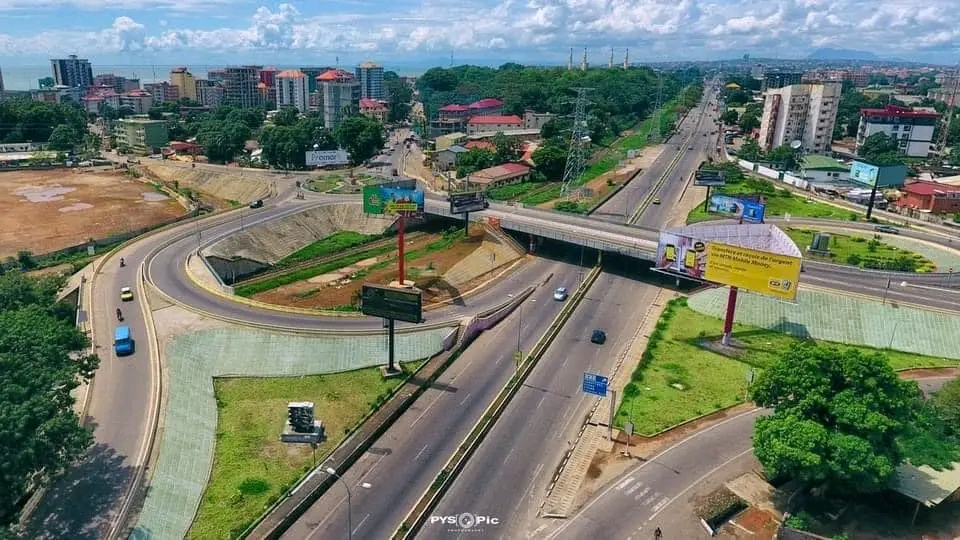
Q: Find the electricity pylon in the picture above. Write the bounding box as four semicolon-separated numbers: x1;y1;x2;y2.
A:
560;87;594;196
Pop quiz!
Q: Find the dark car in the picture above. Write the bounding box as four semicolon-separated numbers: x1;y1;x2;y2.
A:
590;329;607;345
249;199;264;209
874;225;899;234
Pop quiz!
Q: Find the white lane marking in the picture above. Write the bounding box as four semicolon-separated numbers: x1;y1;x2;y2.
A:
414;444;429;461
647;448;753;522
625;484;644;496
615;476;635;491
650;496;670;514
519;462;544;504
409;386;447;428
352;514;370;536
504;448;515;465
460;392;472;406
495;354;505;365
556;399;584;440
543;408;763;540
537;396;546;409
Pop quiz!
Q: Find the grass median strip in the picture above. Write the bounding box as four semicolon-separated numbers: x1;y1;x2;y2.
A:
615;297;960;437
278;231;383;267
783;228;935;272
188;361;425;540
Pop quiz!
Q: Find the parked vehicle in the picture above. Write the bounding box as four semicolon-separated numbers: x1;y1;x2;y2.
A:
114;325;135;356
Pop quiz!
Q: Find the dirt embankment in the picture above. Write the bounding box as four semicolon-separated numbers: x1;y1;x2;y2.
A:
0;168;184;258
136;161;272;207
204;203;395;265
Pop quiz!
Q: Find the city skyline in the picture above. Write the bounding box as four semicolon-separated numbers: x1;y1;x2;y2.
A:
0;1;957;70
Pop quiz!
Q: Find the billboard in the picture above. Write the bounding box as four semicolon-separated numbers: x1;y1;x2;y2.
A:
695;169;726;187
849;161;880;187
362;184;424;215
703;242;801;301
655;231;708;280
306;149;350;166
707;195;765;223
449;191;489;215
360;284;423;323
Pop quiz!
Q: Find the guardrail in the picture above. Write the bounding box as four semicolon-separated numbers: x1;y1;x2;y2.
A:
393;264;604;539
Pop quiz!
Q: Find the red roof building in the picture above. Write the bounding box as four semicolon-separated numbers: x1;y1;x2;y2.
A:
439;103;470;121
468;163;532;189
859;104;940;119
466;115;523;135
897;180;960;214
317;69;355;82
463;140;496;151
468;98;504;110
856;105;940;158
359;98;389;123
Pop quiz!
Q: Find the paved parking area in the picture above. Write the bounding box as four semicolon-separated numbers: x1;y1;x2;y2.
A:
132;325;456;540
688;288;960;359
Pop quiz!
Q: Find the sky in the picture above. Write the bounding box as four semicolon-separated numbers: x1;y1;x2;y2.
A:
0;0;958;73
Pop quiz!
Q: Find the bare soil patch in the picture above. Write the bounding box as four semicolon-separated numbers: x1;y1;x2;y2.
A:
252;231;486;309
0;168;185;259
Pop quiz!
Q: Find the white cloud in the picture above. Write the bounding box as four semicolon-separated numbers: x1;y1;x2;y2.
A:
0;0;237;12
1;0;959;62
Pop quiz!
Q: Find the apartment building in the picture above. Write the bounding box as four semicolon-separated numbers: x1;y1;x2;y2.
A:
316;69;360;129
222;66;264;108
119;90;154;114
170;67;197;102
761;71;802;91
51;55;93;91
758;82;841;154
856;105;939;158
359;98;388;123
259;67;278;104
143;82;179;105
93;74;140;93
355;61;385;100
114;118;169;155
276;70;309;113
196;79;224;108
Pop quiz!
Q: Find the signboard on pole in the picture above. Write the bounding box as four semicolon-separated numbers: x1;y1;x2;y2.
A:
449;191;489;215
695;169;726;187
702;242;801;301
362;183;424;215
849;161;880;186
655;230;708;280
305;149;350;166
360;284;423;323
582;372;609;397
707;194;765;223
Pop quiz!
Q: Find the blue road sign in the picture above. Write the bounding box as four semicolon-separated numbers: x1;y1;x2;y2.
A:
582;372;609;397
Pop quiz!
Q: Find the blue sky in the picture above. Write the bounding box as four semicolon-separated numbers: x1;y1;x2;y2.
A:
0;1;958;70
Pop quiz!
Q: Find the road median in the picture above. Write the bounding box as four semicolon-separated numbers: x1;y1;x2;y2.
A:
393;264;603;539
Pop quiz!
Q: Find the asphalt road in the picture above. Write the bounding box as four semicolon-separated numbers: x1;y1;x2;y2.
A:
22;235;158;538
540;376;958;540
421;274;662;540
279;256;586;540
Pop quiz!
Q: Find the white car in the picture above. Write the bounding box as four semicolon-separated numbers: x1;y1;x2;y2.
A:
553;287;568;301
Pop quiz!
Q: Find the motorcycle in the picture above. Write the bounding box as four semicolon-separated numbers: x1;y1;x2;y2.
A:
120;257;125;268
116;308;123;321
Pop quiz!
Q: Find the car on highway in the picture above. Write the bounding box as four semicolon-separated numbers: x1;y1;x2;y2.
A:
652;198;661;205
249;199;264;209
120;286;134;301
688;146;694;150
590;329;607;345
874;225;900;234
553;287;568;301
114;325;135;356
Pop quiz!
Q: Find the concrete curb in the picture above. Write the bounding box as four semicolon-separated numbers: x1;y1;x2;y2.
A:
393;264;603;539
797;284;960;315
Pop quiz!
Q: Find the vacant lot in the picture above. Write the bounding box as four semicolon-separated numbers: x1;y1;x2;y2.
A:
0;168;185;259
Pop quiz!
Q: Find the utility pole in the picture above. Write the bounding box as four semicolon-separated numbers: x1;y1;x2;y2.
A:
649;71;664;143
560;87;594;196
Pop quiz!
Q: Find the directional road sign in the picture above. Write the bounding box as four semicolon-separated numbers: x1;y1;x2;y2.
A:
582;372;609;397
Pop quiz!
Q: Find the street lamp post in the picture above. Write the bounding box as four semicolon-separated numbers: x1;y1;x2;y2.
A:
325;468;371;540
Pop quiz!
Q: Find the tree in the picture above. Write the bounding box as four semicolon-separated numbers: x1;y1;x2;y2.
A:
384;73;413;124
273;106;300;127
147;107;166;120
456;148;498;177
932;378;960;439
720;109;739;125
766;144;800;171
333;115;384;166
858;132;898;160
491;132;520;163
46;125;79;152
539;117;569;140
738;112;760;133
0;99;88;146
195;120;250;163
750;344;920;494
737;137;763;162
531;139;568;180
0;271;100;530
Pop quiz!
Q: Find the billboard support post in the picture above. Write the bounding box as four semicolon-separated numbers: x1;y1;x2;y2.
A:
703;185;712;212
721;286;739;346
866;181;880;220
397;214;406;285
387;318;397;373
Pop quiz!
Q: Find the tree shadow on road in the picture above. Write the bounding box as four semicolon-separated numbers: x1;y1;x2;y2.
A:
19;435;136;540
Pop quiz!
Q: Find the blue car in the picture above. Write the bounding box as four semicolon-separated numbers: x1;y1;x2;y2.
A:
114;325;135;356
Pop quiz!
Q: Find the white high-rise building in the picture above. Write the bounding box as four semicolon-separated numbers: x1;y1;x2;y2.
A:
316;69;360;129
758;82;842;154
275;69;309;113
856;105;939;158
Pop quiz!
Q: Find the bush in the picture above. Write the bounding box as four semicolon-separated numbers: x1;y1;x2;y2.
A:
846;253;862;266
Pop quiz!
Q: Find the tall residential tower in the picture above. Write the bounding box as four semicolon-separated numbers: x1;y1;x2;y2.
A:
355;61;385;100
51;55;93;91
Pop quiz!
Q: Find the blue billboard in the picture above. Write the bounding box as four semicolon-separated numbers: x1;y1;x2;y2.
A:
707;195;765;223
849;161;880;187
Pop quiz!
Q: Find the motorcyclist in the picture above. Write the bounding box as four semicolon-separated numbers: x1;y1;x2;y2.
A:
120;257;125;267
116;308;123;321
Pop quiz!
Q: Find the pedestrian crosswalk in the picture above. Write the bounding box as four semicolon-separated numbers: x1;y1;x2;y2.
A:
615;477;670;515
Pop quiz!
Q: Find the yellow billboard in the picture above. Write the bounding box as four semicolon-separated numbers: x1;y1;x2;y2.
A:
703;242;801;301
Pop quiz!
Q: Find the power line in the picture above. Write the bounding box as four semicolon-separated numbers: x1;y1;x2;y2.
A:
560;87;593;196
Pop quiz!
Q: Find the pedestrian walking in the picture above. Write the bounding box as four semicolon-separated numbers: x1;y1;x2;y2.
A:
654;527;662;540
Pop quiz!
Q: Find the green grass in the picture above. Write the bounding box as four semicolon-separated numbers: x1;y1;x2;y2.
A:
686;175;855;223
278;231;382;267
520;184;563;205
304;175;342;193
188;361;425;540
615;298;960;436
487;182;543;200
784;228;935;272
234;244;396;297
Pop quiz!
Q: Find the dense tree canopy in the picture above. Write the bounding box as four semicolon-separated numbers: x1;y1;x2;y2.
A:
0;99;87;148
259;112;336;170
455;148;498;178
531;138;568;180
416;65;698;145
750;344;920;494
384;71;413;124
333;115;384;166
766;144;800;171
858;132;905;165
0;271;99;531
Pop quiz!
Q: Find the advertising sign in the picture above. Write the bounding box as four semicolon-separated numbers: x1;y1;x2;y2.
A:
449;191;489;215
360;284;423;323
362;184;425;215
655;231;708;280
707;195;765;223
702;242;801;301
849;161;880;187
305;149;350;166
695;169;726;187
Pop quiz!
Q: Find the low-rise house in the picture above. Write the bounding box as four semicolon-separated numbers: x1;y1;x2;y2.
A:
466;115;524;136
896;180;960;214
801;155;850;183
359;98;389;124
468;163;532;190
436;145;468;170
